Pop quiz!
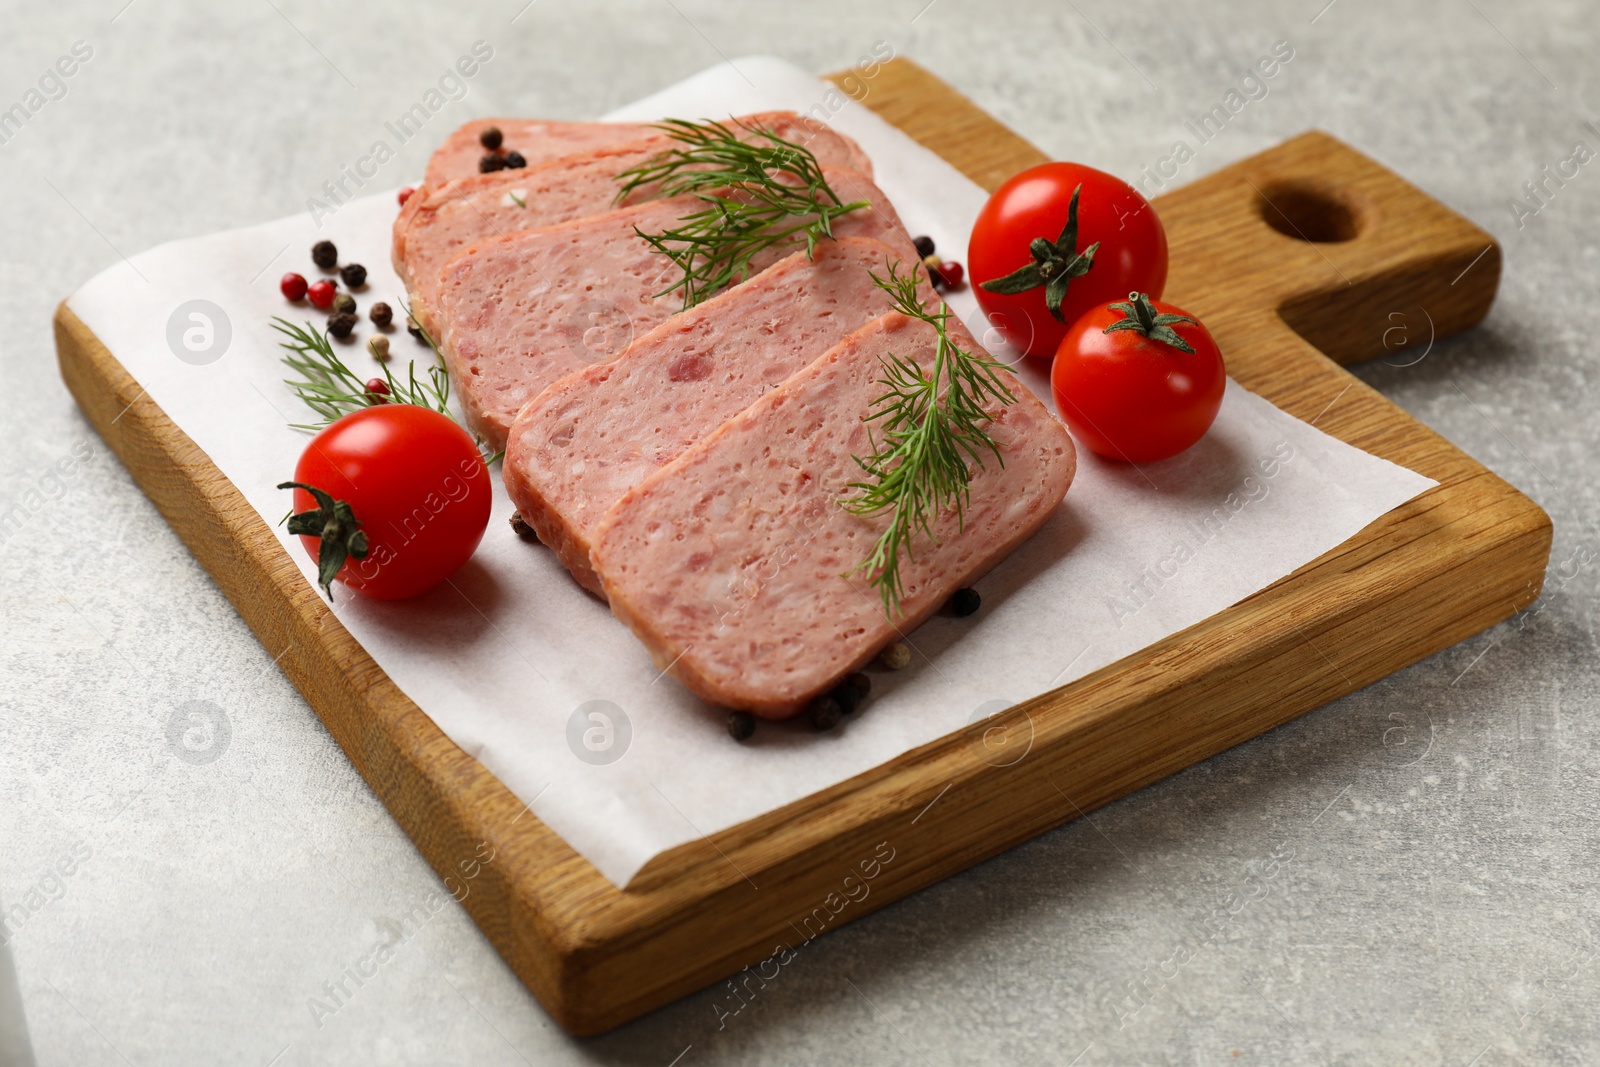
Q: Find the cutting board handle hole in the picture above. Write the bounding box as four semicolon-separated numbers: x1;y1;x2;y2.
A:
1255;182;1363;244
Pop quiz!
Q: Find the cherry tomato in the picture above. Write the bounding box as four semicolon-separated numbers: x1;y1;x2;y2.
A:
1051;292;1224;463
281;405;491;600
969;162;1167;359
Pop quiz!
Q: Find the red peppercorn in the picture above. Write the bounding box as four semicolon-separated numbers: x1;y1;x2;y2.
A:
939;260;965;288
398;186;415;206
280;272;308;301
307;279;337;310
365;377;391;402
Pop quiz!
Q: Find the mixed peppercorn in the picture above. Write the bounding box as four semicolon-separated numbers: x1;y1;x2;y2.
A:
303;278;335;309
509;511;541;543
280;240;426;361
326;312;358;339
911;233;964;292
806;671;873;731
879;641;912;671
948;587;981;617
310;240;338;270
477;125;529;174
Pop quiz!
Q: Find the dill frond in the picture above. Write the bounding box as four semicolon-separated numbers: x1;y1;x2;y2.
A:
841;263;1018;617
271;316;451;432
615;117;871;309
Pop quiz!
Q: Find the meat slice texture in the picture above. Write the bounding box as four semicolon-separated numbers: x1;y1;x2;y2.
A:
503;237;929;596
423;118;659;187
433;166;918;451
589;311;1077;718
400;142;671;338
395;112;873;334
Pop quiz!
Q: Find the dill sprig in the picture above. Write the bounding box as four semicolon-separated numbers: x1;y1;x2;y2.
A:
614;118;871;309
272;316;451;432
274;308;503;464
841;264;1018;617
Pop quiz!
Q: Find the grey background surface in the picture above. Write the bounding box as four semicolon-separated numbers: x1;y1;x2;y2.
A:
2;1;1596;1064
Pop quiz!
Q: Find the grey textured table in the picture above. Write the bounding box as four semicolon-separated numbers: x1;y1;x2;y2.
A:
3;1;1596;1063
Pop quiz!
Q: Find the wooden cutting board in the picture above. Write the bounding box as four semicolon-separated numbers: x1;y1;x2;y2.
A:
54;58;1551;1035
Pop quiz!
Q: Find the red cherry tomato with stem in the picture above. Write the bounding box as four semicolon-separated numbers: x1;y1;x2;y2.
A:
1051;292;1225;464
969;162;1167;359
280;405;492;600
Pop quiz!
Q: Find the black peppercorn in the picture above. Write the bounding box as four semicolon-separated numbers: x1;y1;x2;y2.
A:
912;234;935;258
332;292;356;315
311;240;338;269
846;672;871;699
832;683;860;716
479;153;506;174
326;311;358;339
808;695;843;732
340;263;367;289
949;587;981;617
504;150;526;169
369;301;393;329
479;125;503;151
727;711;756;741
509;511;540;543
925;262;946;289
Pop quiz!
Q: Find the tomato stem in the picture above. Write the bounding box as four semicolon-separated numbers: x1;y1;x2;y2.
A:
1102;291;1198;354
277;481;370;601
976;183;1101;322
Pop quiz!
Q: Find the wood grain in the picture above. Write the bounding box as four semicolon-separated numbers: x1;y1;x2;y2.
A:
54;57;1550;1035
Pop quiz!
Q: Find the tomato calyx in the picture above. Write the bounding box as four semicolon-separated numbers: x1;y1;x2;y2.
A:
1103;292;1199;354
977;183;1102;323
277;481;370;601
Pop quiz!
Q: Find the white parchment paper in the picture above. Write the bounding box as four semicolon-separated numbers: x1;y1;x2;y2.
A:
66;57;1435;888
